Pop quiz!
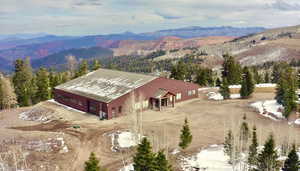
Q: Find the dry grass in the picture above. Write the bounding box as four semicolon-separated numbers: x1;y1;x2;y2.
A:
1;91;300;170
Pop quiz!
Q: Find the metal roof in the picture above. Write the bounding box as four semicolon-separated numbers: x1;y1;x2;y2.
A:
55;68;157;103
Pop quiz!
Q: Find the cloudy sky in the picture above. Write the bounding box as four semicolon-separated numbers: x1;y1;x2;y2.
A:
1;0;300;35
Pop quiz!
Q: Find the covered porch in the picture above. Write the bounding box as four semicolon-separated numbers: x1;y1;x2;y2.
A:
150;88;176;111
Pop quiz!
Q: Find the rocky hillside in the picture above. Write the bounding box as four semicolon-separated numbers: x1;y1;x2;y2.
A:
112;36;235;56
155;25;300;68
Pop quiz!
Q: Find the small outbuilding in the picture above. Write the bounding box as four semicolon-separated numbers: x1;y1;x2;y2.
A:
54;68;199;119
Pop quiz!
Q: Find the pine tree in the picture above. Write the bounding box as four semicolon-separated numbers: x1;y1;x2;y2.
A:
219;78;230;99
154;150;172;171
253;67;262;84
133;137;156;171
248;126;258;170
76;60;89;77
179;118;193;150
92;59;101;71
224;130;234;164
275;67;297;118
256;135;279;171
282;145;299;171
36;67;50;102
240;67;255;99
12;58;34;106
216;77;222;87
265;72;270;83
84;152;106;171
0;74;17;109
170;61;187;81
222;54;242;85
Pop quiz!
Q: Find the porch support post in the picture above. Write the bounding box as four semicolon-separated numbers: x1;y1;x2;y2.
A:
172;95;175;107
159;98;162;111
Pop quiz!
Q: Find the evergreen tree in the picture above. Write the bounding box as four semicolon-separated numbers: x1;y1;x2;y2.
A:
195;67;213;86
240;67;255;99
154;150;172;171
133;138;156;171
75;60;89;77
170;61;187;81
49;71;62;98
256;135;279;171
85;152;106;171
216;77;222;87
219;78;230;99
35;68;51;102
0;74;17;109
179;118;193;150
92;59;101;71
275;67;297;118
265;72;270;83
224;130;234;164
248;126;258;170
253;67;262;84
282;145;299;171
222;54;242;85
12;58;34;106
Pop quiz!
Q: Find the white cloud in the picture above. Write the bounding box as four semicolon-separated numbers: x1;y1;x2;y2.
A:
1;0;300;35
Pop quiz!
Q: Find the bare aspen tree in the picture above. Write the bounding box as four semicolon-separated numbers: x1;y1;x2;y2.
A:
65;55;78;76
124;91;145;144
0;74;17;110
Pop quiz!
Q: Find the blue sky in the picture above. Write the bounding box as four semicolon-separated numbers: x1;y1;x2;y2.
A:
1;0;300;35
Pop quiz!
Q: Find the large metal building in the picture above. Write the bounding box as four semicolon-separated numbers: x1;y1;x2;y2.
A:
54;68;199;119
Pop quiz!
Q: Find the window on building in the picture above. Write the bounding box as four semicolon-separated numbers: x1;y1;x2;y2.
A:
118;106;122;113
188;90;192;96
176;93;182;100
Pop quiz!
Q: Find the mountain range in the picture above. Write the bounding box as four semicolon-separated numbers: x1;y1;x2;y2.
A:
0;26;266;71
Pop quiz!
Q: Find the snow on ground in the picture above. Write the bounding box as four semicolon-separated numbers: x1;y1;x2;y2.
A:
119;164;134;171
250;100;284;120
48;99;86;114
207;92;240;101
118;132;140;148
255;83;276;88
229;84;276;89
19;107;55;122
109;131;142;151
171;148;180;155
181;145;232;171
294;119;300;125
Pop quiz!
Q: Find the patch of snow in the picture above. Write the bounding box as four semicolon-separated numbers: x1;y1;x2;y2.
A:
109;131;143;151
181;145;232;171
229;85;241;89
118;132;140;148
207;92;240;101
295;119;300;125
171;148;180;155
228;84;276;89
48;99;86;114
119;164;134;171
250;100;284;120
207;92;224;100
255;83;276;88
230;94;240;99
